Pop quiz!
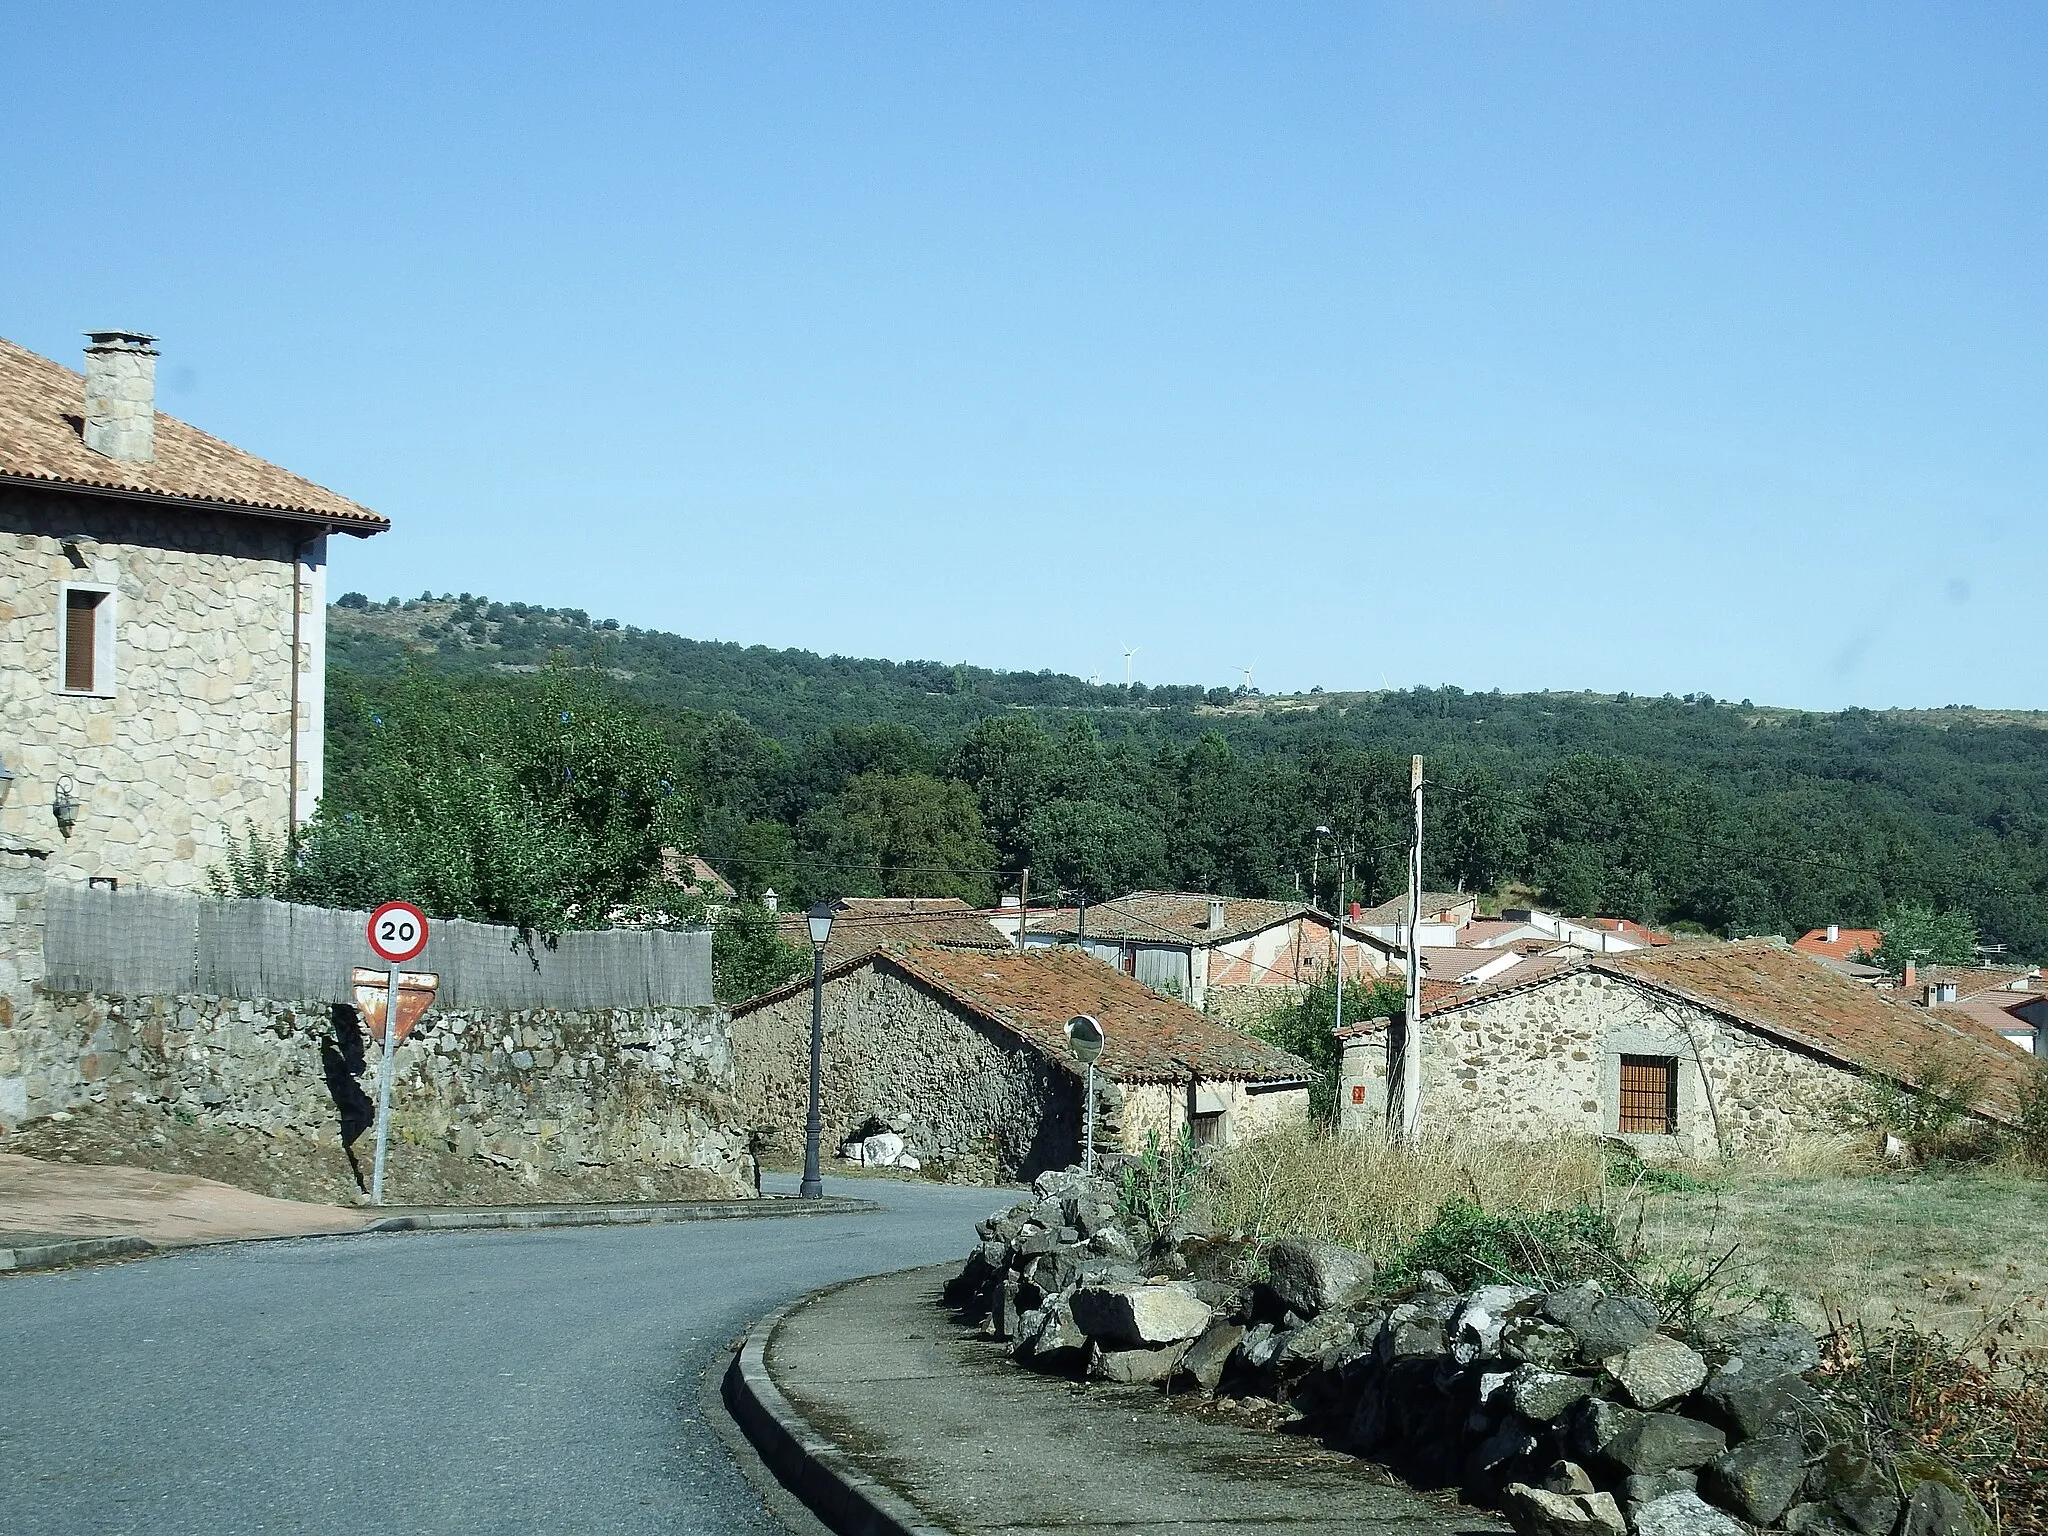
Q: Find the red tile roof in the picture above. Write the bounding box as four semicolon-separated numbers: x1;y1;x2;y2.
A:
774;909;1007;968
735;943;1314;1086
1586;917;1673;946
1793;928;1883;961
834;896;973;915
0;336;387;532
1410;940;2031;1121
1029;890;1353;948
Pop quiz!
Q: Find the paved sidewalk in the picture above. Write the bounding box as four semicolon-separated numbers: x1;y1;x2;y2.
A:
758;1264;1504;1535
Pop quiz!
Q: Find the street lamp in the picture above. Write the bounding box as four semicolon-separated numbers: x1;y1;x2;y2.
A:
1314;825;1346;1079
799;901;835;1199
1066;1014;1105;1172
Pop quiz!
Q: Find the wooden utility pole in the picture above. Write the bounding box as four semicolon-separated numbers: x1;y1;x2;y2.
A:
1016;866;1030;953
1400;755;1424;1144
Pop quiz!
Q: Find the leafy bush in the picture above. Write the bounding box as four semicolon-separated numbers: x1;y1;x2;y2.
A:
1379;1196;1629;1291
1822;1312;2048;1536
2013;1065;2048;1174
1247;974;1405;1123
1119;1128;1199;1228
1835;1054;1988;1162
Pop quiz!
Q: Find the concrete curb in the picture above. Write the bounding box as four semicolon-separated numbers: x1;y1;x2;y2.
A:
724;1277;952;1536
0;1234;155;1273
366;1195;878;1233
1;1195;881;1274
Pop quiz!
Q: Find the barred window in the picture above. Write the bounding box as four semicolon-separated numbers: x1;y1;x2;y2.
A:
1619;1055;1677;1135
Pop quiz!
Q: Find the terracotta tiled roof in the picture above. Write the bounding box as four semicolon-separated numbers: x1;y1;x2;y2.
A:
734;943;1314;1086
1354;892;1473;926
834;896;973;915
1585;917;1673;946
1029;891;1345;947
1793;928;1883;962
774;909;1007;968
1590;942;2032;1120
1920;966;2035;999
659;850;735;897
0;336;386;532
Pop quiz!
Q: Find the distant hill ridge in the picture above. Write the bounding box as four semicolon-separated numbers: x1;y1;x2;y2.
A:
328;592;2047;742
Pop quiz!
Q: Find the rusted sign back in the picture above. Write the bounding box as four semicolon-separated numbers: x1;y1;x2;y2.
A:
351;967;440;1044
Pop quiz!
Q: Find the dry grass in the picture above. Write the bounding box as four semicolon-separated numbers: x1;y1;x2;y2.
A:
1193;1122;1605;1260
1624;1163;2048;1349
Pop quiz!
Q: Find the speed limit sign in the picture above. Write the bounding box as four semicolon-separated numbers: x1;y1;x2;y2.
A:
367;901;430;964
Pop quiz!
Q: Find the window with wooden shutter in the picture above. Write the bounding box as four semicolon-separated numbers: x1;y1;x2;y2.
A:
64;589;102;691
1618;1056;1677;1134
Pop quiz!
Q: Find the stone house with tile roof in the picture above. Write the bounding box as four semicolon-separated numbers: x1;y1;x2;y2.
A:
773;906;1009;969
0;332;386;891
1023;890;1392;1019
728;944;1314;1182
1336;939;2033;1158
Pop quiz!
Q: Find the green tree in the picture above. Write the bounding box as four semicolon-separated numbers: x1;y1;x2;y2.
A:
1247;972;1406;1123
298;666;692;934
710;901;809;1003
1872;903;1980;973
798;772;998;906
1022;799;1167;900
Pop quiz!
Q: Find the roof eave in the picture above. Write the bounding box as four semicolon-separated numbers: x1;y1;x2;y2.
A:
0;470;389;536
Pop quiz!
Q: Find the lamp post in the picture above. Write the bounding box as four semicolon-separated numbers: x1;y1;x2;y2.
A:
799;902;834;1199
1066;1014;1105;1172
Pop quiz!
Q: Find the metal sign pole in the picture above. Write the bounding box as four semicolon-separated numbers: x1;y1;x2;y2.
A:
370;963;400;1205
1084;1060;1097;1174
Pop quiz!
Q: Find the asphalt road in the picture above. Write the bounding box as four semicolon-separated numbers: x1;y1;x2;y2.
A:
0;1172;1003;1536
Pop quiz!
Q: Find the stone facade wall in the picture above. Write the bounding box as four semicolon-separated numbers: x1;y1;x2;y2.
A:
4;985;750;1189
1121;1076;1311;1149
0;849;50;1123
730;966;1084;1183
1338;971;1866;1158
0;486;322;891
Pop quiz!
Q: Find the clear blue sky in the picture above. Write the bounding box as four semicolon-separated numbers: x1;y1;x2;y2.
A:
8;4;2044;709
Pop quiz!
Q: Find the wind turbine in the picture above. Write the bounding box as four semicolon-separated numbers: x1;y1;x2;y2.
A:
1122;644;1139;689
1240;662;1256;693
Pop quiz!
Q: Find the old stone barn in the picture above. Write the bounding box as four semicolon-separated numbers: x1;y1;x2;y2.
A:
1338;939;2030;1157
729;944;1314;1183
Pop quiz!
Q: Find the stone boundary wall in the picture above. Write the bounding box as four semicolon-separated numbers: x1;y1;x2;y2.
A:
8;988;751;1189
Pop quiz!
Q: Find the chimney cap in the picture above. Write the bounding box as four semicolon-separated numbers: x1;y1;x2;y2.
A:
84;329;158;351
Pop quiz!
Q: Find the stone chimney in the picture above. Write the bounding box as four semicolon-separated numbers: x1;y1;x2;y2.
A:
1208;897;1226;930
82;330;158;462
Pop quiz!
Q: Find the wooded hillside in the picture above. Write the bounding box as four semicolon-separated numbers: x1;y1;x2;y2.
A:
324;594;2048;958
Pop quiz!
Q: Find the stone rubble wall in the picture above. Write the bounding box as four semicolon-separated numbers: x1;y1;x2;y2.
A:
956;1174;1985;1536
729;964;1081;1182
0;488;307;892
1340;972;1865;1158
3;985;752;1188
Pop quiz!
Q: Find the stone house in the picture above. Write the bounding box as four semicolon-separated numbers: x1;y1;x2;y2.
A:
1024;891;1392;1020
729;943;1314;1182
1337;939;2033;1158
0;331;387;890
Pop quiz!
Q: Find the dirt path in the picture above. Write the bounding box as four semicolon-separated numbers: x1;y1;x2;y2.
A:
0;1152;371;1247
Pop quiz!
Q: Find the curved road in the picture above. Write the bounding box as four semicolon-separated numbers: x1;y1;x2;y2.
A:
1;1173;1000;1535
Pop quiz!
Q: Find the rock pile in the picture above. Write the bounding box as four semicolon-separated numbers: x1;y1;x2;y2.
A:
952;1168;1984;1536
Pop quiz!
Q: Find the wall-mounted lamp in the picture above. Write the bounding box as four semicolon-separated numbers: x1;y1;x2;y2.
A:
53;775;78;838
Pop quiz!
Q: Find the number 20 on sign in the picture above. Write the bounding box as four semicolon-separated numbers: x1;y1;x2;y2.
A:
365;901;431;1204
368;901;430;964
